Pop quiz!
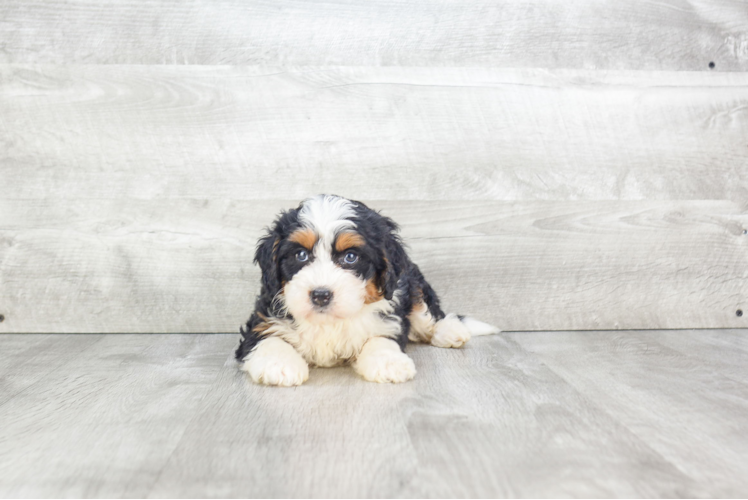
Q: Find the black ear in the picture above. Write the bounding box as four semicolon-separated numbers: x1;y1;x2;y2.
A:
254;228;281;298
379;216;408;301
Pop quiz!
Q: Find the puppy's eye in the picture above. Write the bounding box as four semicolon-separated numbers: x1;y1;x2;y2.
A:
343;251;358;264
296;249;309;262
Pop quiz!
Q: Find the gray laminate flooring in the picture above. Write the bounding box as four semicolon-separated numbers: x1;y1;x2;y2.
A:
1;330;747;498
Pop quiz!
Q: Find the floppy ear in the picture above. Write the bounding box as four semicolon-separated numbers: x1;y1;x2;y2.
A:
379;216;408;301
254;228;282;298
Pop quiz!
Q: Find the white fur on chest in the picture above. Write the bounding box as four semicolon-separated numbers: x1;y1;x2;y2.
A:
265;300;401;367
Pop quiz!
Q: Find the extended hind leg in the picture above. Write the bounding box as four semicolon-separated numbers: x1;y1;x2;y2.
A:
430;313;471;348
407;300;437;343
407;271;471;348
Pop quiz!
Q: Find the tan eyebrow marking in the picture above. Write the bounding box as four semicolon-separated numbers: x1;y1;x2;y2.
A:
288;228;317;251
335;232;365;253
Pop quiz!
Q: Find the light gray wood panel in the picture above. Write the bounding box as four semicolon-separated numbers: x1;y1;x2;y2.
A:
3;332;747;497
510;330;748;494
150;335;706;498
645;329;748;384
2;65;747;201
1;0;747;71
1;199;746;333
0;334;103;406
0;334;230;498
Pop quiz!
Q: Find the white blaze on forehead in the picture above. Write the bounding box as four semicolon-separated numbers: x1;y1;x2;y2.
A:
298;195;356;256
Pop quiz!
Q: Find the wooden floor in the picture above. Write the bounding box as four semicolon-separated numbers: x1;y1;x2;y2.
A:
1;330;747;498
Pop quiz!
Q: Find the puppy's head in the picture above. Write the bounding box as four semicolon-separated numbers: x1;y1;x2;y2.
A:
254;195;406;324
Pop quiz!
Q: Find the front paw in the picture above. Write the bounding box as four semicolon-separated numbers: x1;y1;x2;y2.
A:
241;337;309;387
354;337;416;384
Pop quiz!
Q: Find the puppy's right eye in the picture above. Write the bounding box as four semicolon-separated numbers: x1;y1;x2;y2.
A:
296;249;309;262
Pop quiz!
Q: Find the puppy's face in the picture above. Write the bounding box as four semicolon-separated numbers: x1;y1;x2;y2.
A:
280;228;383;323
256;195;395;324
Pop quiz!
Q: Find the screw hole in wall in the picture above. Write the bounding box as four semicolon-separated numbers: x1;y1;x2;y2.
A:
709;61;715;69
738;309;744;317
0;314;4;323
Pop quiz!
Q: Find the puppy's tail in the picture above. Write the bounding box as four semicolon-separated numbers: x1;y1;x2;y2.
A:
458;315;501;336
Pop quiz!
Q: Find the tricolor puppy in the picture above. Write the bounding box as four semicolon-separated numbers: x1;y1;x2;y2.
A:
235;194;499;386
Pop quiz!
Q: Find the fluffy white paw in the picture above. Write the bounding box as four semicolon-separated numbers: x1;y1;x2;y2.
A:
354;337;416;384
242;337;309;387
431;314;471;348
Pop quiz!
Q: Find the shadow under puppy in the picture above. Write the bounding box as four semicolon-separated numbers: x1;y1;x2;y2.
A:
236;194;499;386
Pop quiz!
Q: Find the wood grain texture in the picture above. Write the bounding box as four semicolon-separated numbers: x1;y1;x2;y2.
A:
0;334;229;498
1;199;746;333
1;331;747;497
511;330;748;495
1;0;747;70
2;65;747;201
0;334;103;406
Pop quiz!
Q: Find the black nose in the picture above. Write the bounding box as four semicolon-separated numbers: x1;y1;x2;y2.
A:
310;288;333;307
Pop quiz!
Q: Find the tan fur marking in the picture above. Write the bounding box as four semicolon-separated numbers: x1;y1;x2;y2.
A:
250;312;270;337
252;324;274;337
252;322;270;334
364;278;384;304
289;229;317;250
272;238;279;260
407;300;436;343
411;300;427;315
335;232;365;253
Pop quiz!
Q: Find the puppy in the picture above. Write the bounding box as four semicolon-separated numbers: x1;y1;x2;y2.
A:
235;194;499;386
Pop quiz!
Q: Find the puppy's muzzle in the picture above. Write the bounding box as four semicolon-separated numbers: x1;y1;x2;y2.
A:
310;288;333;308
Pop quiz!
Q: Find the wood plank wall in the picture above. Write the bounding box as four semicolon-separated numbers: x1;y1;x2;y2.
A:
1;0;747;333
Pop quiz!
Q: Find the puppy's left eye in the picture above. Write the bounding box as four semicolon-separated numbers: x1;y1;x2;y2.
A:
343;251;358;264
